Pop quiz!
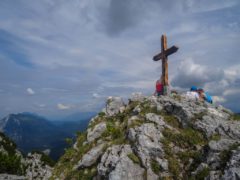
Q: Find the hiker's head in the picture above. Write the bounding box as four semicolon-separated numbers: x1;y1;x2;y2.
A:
197;88;205;96
190;86;197;92
198;88;204;93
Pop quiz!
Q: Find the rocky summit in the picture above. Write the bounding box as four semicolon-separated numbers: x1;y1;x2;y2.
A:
52;93;240;180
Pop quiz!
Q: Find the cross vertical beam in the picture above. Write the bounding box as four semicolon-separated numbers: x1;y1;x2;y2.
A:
161;34;168;86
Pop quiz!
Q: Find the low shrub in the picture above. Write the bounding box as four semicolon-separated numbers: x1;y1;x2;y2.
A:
151;159;161;174
127;153;141;164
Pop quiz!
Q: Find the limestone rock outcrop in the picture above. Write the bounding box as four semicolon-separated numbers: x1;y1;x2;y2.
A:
52;93;240;180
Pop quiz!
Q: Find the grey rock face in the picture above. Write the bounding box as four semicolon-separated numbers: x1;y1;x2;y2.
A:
130;92;145;102
208;139;238;152
133;105;141;115
98;145;145;180
222;147;240;180
75;143;106;169
206;171;221;180
194;113;240;139
145;113;166;127
0;174;26;180
87;122;106;143
25;153;52;180
127;116;140;126
128;123;164;169
105;97;125;116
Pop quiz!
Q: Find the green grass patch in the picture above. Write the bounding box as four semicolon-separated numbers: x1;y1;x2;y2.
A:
177;151;202;166
127;153;141;164
115;113;126;122
98;112;106;117
231;114;240;121
191;112;207;122
160;112;181;128
65;166;97;180
128;119;144;129
102;119;126;145
209;134;221;141
0;152;25;175
0;132;17;155
168;157;180;179
151;159;161;174
52;132;96;178
162;128;206;149
103;121;123;139
194;167;210;180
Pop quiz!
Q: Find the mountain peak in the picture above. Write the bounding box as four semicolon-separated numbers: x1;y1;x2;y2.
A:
52;92;240;179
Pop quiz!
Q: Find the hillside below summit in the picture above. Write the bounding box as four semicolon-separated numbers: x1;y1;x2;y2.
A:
52;93;240;180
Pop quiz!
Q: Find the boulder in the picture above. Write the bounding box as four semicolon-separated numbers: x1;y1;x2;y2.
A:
128;123;164;168
74;143;106;169
145;113;165;127
105;97;125;116
98;145;145;180
130;92;145;102
208;139;238;152
222;147;240;180
87;122;106;143
25;153;53;180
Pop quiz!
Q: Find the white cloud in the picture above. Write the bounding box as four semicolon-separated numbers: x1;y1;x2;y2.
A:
39;104;46;108
223;89;240;96
92;93;100;98
27;88;35;95
57;103;72;110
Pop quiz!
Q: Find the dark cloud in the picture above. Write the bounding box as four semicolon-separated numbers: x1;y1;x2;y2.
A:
100;0;145;35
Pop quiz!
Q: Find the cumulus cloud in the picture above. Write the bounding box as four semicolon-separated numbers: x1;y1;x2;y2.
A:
92;93;100;98
26;88;35;95
57;103;72;110
172;58;224;88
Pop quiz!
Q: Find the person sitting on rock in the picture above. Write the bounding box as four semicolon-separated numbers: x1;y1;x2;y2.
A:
198;88;213;104
197;88;205;102
185;86;200;101
154;76;163;96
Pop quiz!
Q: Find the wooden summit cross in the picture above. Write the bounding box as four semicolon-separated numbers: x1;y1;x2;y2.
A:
153;34;179;95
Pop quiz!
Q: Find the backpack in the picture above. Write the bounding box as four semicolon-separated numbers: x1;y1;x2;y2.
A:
205;92;213;104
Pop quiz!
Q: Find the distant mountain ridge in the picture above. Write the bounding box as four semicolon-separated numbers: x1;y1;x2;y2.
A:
0;112;93;160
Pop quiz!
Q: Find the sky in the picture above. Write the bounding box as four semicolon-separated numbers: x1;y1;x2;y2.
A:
0;0;240;119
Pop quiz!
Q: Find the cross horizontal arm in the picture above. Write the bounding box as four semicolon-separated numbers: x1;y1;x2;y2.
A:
153;45;179;61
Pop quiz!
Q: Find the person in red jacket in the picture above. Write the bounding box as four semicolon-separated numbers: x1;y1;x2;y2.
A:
154;76;163;96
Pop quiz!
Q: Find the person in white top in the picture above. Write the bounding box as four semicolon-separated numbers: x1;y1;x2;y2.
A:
185;86;200;101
